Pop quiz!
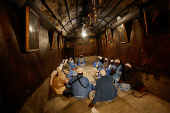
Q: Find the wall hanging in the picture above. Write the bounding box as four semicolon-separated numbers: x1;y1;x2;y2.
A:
26;7;40;52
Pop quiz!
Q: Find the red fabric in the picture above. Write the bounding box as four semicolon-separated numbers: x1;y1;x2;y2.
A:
75;67;78;69
135;83;145;93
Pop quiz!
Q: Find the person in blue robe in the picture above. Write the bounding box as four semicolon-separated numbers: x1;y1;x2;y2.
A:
67;68;96;99
88;69;118;109
68;58;78;70
102;58;109;69
106;59;114;75
96;57;103;77
93;56;101;67
96;57;103;70
110;59;123;85
65;58;78;79
78;55;86;66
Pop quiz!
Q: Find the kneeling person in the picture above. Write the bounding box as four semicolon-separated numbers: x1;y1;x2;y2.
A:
118;63;138;91
78;55;86;66
88;69;118;108
68;58;78;70
67;68;94;99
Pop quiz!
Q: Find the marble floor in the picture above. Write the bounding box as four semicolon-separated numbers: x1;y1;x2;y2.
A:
43;65;170;113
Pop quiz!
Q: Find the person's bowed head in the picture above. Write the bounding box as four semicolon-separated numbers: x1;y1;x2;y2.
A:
69;58;74;63
77;67;83;75
124;63;131;71
98;56;100;59
108;60;114;68
100;69;106;76
80;55;83;58
114;59;120;67
111;59;120;73
104;58;108;62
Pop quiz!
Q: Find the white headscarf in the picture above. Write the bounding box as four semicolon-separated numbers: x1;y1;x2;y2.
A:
115;59;120;63
65;59;68;63
69;58;74;63
104;58;108;61
110;60;114;63
57;66;63;71
125;63;131;68
77;68;83;74
62;59;65;64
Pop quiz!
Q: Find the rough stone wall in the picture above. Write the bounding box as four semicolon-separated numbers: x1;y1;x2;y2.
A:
96;18;170;102
75;55;98;65
65;38;97;57
136;72;170;102
97;19;143;68
0;1;65;112
75;45;97;57
19;77;50;113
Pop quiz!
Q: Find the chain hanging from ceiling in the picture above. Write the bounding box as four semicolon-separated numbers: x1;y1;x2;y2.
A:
81;0;102;37
86;0;102;26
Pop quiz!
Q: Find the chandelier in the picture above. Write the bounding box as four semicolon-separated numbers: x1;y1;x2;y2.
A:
88;0;102;25
82;0;102;37
82;23;87;37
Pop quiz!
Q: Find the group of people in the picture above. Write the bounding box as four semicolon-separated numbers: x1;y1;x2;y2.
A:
94;56;138;91
50;57;78;94
50;56;87;94
50;55;138;109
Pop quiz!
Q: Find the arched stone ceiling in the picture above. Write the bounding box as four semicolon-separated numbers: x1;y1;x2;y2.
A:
40;0;150;37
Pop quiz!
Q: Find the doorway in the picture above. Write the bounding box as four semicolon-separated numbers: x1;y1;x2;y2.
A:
66;48;75;61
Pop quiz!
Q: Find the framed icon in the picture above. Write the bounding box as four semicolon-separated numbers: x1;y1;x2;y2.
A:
83;38;89;46
90;38;96;46
59;35;62;49
51;31;58;49
106;28;114;43
62;37;65;48
117;23;128;44
76;39;83;46
25;7;40;52
143;0;170;36
112;30;117;42
101;33;107;45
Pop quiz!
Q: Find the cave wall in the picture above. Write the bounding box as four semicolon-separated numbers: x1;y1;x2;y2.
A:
66;38;97;57
75;45;97;57
96;18;170;75
96;18;170;102
0;1;65;112
97;19;144;68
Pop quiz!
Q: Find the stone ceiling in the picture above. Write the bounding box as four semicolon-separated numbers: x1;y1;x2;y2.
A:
39;0;150;37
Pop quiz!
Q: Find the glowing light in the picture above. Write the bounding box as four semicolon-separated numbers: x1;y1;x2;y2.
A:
29;26;33;32
82;31;86;37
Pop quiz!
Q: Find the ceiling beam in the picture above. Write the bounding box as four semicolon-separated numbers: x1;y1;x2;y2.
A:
64;0;74;30
94;0;123;29
61;17;107;30
76;0;78;19
98;0;113;15
88;0;112;26
61;17;82;29
41;0;68;34
111;8;140;29
98;1;135;31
